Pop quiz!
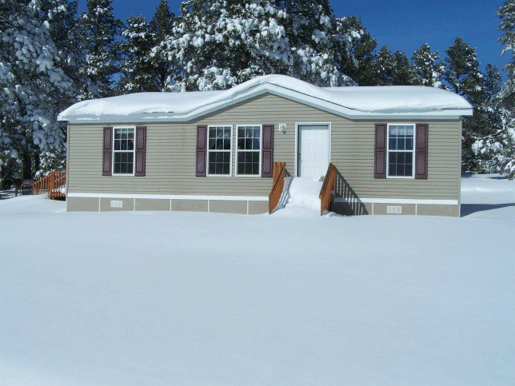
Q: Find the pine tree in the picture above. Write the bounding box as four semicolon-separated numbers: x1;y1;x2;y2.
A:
148;0;176;91
443;38;500;171
163;0;355;91
411;43;444;87
498;0;515;104
118;0;176;93
336;16;379;86
80;0;123;97
118;15;156;93
472;0;515;178
375;46;418;85
0;0;83;180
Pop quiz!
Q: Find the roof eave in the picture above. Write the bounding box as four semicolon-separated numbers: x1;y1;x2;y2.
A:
58;83;473;124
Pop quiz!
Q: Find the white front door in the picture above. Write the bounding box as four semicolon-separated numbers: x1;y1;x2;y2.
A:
298;125;330;178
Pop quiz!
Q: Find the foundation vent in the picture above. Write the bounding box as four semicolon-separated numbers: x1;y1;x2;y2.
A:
110;200;123;208
387;206;402;214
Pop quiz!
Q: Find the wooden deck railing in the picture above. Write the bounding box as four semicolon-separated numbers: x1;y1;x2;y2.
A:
33;171;66;199
269;162;286;214
319;163;336;216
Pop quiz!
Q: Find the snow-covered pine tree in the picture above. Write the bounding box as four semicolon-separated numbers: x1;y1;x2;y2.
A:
374;46;418;85
80;0;122;98
149;0;177;91
118;15;156;93
163;0;355;91
337;16;379;86
498;0;515;104
444;38;502;171
411;43;444;87
118;0;176;93
0;0;83;180
472;0;515;178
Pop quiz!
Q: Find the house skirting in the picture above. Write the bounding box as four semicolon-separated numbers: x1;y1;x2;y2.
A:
66;194;460;217
331;197;460;217
66;194;269;215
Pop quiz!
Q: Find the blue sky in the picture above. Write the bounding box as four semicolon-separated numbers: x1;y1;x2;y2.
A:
78;0;509;77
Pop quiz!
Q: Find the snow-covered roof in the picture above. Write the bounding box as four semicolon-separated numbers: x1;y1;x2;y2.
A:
58;75;473;123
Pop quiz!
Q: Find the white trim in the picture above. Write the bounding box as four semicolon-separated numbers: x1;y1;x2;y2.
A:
235;124;262;177
295;122;332;177
68;193;269;201
206;125;233;177
386;123;415;179
112;126;136;176
334;197;458;205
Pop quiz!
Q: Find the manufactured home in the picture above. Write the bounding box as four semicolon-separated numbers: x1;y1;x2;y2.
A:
58;75;472;216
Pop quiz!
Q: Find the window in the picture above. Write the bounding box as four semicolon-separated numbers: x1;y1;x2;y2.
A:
236;125;261;176
387;124;415;177
113;127;135;175
207;125;232;176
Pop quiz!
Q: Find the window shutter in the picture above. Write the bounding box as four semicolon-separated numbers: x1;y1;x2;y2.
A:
374;123;387;179
261;124;274;178
102;127;113;176
135;126;147;177
415;124;428;179
196;125;207;177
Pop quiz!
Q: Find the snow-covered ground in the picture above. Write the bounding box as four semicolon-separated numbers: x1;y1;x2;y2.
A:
0;174;513;386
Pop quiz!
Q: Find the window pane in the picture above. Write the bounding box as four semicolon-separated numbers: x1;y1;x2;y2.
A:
253;139;260;150
238;139;244;149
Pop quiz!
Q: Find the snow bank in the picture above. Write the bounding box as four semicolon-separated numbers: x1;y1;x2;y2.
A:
58;75;472;123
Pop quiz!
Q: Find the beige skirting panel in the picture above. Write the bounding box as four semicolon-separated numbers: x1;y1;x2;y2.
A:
66;196;269;215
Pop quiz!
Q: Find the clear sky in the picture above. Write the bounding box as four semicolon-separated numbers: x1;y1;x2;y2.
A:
78;0;509;78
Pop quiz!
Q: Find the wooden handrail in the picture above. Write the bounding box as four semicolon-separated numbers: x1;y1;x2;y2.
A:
32;171;66;199
319;163;336;216
269;162;286;214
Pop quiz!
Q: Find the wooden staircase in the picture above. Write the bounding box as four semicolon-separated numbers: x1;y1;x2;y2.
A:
32;171;66;200
268;162;336;216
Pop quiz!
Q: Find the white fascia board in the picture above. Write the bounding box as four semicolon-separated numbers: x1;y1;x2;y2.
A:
67;193;269;201
59;83;472;124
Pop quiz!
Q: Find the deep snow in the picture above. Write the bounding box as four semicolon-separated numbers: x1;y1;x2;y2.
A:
0;174;513;386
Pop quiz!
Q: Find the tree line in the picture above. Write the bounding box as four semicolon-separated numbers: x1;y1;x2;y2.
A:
1;0;514;188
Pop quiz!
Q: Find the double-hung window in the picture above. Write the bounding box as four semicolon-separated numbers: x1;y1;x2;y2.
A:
236;125;261;176
387;124;415;178
207;125;232;176
113;127;135;175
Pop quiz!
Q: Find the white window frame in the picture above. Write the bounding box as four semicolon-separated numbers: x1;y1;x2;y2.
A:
206;125;233;177
386;123;416;179
235;125;262;177
112;126;136;176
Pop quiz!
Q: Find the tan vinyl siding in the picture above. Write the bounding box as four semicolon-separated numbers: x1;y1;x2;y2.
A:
67;93;461;202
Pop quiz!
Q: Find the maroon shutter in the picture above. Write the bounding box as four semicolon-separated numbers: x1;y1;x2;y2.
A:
196;125;207;177
102;127;113;176
261;125;274;178
374;123;387;179
135;126;147;177
415;124;428;179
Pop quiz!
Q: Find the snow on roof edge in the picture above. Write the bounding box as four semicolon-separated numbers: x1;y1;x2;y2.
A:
58;75;473;123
